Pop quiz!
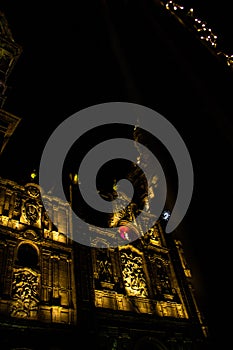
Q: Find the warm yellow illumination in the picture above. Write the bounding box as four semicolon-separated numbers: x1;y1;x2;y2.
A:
30;170;37;180
162;0;233;69
69;172;79;185
113;179;117;191
73;173;79;185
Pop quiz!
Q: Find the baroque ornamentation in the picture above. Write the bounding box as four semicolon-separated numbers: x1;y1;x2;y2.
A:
10;268;39;318
120;249;148;297
24;201;39;224
26;185;40;199
22;229;39;241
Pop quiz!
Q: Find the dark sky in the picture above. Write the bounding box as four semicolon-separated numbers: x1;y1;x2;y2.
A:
0;0;233;346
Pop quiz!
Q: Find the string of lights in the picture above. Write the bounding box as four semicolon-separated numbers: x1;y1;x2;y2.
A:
161;0;233;69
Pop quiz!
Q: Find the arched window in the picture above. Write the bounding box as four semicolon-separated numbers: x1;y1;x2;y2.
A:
134;337;168;350
17;243;38;268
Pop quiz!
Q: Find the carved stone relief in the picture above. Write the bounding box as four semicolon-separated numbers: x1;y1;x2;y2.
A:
120;250;148;297
10;268;39;318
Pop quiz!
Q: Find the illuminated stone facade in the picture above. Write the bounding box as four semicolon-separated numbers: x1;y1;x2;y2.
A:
0;177;208;349
91;197;188;318
0;177;76;325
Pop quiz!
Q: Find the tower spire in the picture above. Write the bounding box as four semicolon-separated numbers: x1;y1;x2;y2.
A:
0;10;22;156
0;11;22;107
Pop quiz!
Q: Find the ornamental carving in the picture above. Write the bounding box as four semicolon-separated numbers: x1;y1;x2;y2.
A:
149;255;173;297
13;194;21;217
120;249;148;297
94;249;115;290
24;201;39;224
97;258;113;283
22;229;39;241
26;185;40;199
154;258;172;295
146;227;161;245
10;268;39;318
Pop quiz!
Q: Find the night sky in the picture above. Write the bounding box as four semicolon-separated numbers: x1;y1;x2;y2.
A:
0;0;233;346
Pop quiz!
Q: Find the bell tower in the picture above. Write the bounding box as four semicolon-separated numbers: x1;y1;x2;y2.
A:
0;11;22;156
0;174;77;348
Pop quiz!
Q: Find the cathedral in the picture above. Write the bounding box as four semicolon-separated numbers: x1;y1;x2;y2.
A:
0;173;209;350
2;1;231;349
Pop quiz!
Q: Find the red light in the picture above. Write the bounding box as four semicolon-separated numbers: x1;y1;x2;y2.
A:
119;226;130;240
